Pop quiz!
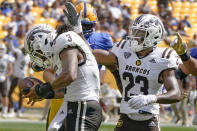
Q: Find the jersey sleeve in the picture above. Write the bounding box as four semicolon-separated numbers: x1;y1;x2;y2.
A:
54;31;87;55
159;49;181;70
153;48;181;83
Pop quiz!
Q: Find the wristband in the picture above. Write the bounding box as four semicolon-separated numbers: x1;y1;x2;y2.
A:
179;52;190;61
35;82;55;99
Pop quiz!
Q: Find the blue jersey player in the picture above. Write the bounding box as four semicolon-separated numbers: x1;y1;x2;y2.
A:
76;2;113;70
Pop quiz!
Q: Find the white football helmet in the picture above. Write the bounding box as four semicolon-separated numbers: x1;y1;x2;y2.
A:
24;24;56;71
128;14;165;52
0;44;7;56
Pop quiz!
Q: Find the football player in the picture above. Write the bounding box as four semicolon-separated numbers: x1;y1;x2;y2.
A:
23;24;102;131
0;43;14;118
8;46;33;117
47;2;113;127
170;33;197;125
65;6;182;130
95;14;182;131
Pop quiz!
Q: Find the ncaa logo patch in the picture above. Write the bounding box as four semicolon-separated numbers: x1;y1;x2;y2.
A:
124;52;131;59
116;120;123;127
136;60;141;66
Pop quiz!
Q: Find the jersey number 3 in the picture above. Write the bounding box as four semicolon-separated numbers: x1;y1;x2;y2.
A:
123;72;149;102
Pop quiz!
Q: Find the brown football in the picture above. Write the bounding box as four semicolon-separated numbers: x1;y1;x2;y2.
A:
18;77;43;95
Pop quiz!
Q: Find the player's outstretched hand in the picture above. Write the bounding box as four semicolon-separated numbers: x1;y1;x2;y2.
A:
128;95;157;109
170;33;188;55
63;2;82;33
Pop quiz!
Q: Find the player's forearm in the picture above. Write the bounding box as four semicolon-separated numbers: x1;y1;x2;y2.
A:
156;84;182;104
182;57;197;76
93;49;116;66
51;72;76;90
43;68;55;82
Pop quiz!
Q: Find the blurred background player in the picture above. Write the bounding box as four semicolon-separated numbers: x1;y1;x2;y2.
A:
47;2;113;127
8;46;33;118
0;43;14;118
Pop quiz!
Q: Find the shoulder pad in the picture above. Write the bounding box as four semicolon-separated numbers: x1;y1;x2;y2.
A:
54;31;87;54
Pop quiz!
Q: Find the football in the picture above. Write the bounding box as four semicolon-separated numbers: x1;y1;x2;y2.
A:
18;77;43;95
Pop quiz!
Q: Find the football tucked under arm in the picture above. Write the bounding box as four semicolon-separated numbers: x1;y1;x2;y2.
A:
18;77;43;95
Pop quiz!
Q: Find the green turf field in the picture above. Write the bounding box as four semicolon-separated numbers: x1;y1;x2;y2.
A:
0;122;196;131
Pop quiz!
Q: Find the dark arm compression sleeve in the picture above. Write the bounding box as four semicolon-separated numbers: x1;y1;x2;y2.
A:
112;69;123;94
175;68;188;80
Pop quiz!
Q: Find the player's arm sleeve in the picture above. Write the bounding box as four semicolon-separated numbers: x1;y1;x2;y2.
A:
175;68;188;80
108;65;123;94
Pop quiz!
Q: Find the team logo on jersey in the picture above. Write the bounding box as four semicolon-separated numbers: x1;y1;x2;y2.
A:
149;58;156;63
136;60;141;66
124;52;131;59
116;120;123;127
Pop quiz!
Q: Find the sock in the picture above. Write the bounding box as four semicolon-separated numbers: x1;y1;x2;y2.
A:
2;106;8;114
